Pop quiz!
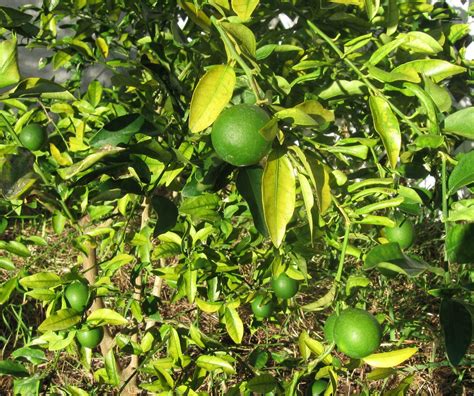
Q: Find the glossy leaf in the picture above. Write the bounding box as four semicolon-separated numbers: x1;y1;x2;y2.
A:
221;22;256;56
363;348;418;368
19;272;61;289
196;355;236;374
318;80;366;99
2;78;75;101
298;173;314;240
189;65;236;133
38;309;81;332
236;166;268;236
440;299;472;365
247;374;277;393
0;360;28;377
86;308;128;326
400;31;442;54
262;149;296;248
231;0;259;21
443;107;474;139
0;37;20;88
392;60;466;83
448;150;474;195
364;243;432;277
368;37;405;66
224;306;244;344
445;223;474;264
369;95;401;168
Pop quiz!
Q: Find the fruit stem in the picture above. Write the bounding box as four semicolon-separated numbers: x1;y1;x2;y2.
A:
211;16;264;102
306;21;423;136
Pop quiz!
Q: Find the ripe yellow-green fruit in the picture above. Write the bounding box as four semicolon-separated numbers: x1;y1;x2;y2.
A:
383;215;415;249
271;273;299;299
211;104;272;166
65;280;90;312
76;327;104;348
333;308;382;359
18;123;47;151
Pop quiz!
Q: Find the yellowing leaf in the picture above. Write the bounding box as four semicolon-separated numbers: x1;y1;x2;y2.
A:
262;149;296;248
363;347;418;368
196;355;236;374
189;65;236;133
95;36;109;58
224;306;244;344
0;38;20;89
86;308;128;326
231;0;259;21
369;96;401;169
180;1;211;31
50;143;73;166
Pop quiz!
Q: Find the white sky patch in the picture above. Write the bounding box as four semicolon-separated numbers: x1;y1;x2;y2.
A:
178;16;188;29
278;13;298;29
419;175;436;190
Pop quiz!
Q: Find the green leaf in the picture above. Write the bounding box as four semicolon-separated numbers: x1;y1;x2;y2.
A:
447;200;474;222
19;272;61;289
180;193;220;222
2;78;75;100
318;80;366;99
367;367;396;381
152;196;178;236
301;284;336;312
189;65;236;133
231;0;259;21
400;32;442;54
298;173;314;240
224;306;244;344
445;223;474;264
0;277;17;305
262;149;296;248
179;2;211;31
86;309;127;326
0;240;30;257
443;107;474;139
167;327;183;361
38;309;81;332
440;299;472;365
363;348;418;368
386;0;399;35
345;275;371;295
448;150;474;195
423;76;451;112
221;22;256;57
0;360;28;377
0;257;15;270
104;350;120;386
0;37;20;89
364;243;432;277
247;374;277;393
236;166;268;236
91;114;155;147
301;331;332;364
196;355;236;374
24;289;55;301
392;60;466;83
367;37;405;66
369;96;401;169
57;146;125;180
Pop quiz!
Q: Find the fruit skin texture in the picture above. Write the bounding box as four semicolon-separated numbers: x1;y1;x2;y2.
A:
333;308;382;359
271;273;299;299
324;312;338;343
65;280;90;312
251;294;274;319
383;215;415;249
18;123;47;151
211;104;271;167
76;327;104;348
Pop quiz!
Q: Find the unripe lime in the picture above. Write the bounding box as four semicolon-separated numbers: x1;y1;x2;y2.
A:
19;123;47;151
211;104;272;166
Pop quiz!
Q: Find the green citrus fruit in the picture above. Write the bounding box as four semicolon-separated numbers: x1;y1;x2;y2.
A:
251;294;274;319
271;273;299;299
18;123;47;151
333;308;382;359
76;327;104;348
323;312;338;343
211;104;272;166
306;379;328;396
383;215;415;249
65;280;90;312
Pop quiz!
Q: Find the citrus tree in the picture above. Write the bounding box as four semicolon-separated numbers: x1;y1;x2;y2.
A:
0;0;473;395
